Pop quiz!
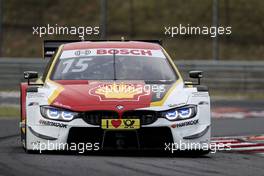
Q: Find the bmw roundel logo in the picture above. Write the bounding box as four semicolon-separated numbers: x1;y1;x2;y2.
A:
75;50;91;56
75;51;80;56
84;50;91;55
116;105;124;110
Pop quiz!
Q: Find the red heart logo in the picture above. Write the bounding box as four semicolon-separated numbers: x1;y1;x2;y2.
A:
111;119;122;128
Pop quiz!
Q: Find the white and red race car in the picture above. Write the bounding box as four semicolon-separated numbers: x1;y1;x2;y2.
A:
20;40;211;154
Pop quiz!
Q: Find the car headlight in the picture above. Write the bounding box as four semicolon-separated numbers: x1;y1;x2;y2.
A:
40;106;78;121
165;110;178;120
164;105;197;121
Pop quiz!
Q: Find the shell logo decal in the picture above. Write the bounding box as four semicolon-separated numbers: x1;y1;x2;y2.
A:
89;82;150;101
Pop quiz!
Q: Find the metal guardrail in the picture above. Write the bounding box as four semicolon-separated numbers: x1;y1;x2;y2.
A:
0;58;263;92
177;60;264;93
0;58;48;89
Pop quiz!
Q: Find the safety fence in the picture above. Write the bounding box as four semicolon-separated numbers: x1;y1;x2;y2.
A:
0;58;263;92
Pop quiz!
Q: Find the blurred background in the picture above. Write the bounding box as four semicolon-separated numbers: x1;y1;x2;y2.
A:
0;0;263;59
0;0;263;117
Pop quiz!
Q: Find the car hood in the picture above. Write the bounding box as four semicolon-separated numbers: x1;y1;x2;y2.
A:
46;80;185;112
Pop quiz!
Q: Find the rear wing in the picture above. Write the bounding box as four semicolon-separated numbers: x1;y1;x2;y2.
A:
43;40;162;59
43;40;72;59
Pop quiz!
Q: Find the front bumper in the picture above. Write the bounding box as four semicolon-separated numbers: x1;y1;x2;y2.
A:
67;126;174;150
25;116;211;152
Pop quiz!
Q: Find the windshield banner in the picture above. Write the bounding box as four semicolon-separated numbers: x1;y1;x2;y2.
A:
60;48;166;59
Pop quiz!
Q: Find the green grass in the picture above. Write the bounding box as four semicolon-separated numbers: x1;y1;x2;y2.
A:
0;107;20;118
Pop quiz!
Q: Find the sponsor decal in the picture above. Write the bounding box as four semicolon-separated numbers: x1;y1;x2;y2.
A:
175;119;199;128
28;102;39;106
97;49;152;56
45;51;55;55
89;82;150;101
39;119;67;128
191;92;208;97
27;92;46;98
101;119;140;129
60;48;165;59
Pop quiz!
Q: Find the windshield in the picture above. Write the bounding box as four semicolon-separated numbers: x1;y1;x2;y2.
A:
51;49;177;81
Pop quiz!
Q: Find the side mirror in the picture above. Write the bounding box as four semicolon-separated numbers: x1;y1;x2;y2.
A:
189;71;203;79
24;71;38;79
24;71;39;85
185;70;203;85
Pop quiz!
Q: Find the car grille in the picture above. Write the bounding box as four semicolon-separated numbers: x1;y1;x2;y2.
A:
122;110;158;125
81;110;158;125
81;111;119;125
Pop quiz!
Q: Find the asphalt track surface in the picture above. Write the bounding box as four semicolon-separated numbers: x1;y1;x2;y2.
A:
0;100;264;176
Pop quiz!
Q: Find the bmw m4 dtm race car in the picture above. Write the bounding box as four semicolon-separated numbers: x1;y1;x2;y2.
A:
20;40;211;154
